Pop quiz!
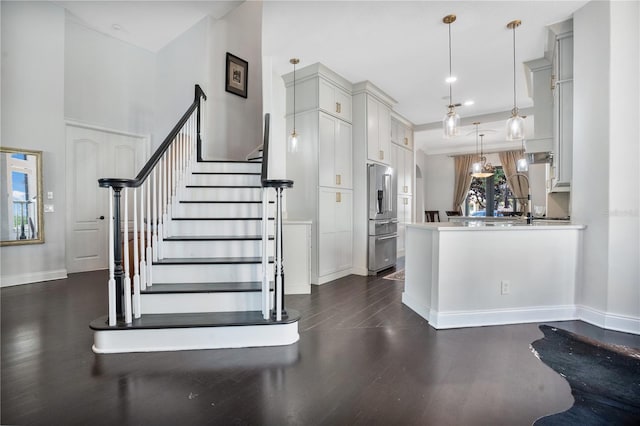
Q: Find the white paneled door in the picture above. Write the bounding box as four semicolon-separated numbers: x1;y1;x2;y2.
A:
65;125;148;273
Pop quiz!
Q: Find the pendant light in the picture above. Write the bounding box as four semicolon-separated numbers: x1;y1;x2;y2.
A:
442;14;460;138
288;58;300;152
506;19;524;140
471;123;494;178
516;139;528;172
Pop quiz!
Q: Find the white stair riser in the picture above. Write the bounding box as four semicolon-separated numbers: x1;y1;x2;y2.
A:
192;162;261;174
162;240;274;258
173;203;272;218
92;322;299;353
169;219;267;236
140;292;268;314
182;187;262;201
188;174;260;186
152;263;272;283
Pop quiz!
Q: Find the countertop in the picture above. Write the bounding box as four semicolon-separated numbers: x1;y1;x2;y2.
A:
407;221;586;231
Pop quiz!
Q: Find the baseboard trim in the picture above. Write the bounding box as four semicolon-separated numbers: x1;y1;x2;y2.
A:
576;305;640;335
313;269;352;285
350;266;369;277
1;269;68;287
401;292;432;322
427;305;578;330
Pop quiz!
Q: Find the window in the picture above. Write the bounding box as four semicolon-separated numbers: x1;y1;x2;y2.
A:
465;167;519;216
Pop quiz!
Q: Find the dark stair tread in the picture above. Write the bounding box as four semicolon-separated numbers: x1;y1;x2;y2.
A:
90;309;300;331
247;156;263;162
141;281;273;294
164;235;273;241
154;257;273;265
196;160;261;164
170;217;274;221
179;200;274;204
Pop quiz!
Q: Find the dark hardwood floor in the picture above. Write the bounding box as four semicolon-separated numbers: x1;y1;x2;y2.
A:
2;264;639;425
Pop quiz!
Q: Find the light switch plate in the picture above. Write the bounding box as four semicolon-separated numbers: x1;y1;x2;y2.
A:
44;204;54;213
47;191;54;200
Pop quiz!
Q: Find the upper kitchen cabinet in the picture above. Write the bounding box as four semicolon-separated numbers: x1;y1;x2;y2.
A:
391;113;414;150
285;63;353;123
319;112;352;189
550;20;573;191
352;81;396;166
319;78;352;122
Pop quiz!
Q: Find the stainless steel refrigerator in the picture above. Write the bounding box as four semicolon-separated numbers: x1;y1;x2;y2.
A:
368;163;397;274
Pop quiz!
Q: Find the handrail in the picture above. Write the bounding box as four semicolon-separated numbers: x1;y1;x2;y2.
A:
260;113;270;185
98;84;207;189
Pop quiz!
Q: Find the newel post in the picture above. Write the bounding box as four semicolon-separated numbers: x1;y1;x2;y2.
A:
112;187;125;322
195;84;207;161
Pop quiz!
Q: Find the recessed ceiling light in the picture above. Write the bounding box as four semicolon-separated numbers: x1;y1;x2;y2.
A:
463;100;475;106
445;76;457;84
112;24;122;31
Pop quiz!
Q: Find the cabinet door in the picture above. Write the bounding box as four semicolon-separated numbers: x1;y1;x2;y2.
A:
403;126;413;149
318;188;352;276
335;120;352;189
378;103;391;164
366;96;379;161
390;117;399;145
335;190;353;271
318;113;336;187
403;148;413;195
319;79;351;122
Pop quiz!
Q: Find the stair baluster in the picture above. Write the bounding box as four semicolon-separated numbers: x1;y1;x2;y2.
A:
132;188;141;318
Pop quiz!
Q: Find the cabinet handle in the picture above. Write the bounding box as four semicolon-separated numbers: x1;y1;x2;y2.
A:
404;198;408;205
404;185;408;194
336;174;341;185
379;150;384;160
336;102;341;113
404;137;409;145
336;192;341;203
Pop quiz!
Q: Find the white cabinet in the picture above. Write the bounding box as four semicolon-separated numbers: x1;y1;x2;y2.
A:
397;195;412;256
391;117;414;149
319;78;352;122
283;64;354;284
365;95;391;165
319;112;352;189
391;144;413;196
550;26;573;192
318;188;353;276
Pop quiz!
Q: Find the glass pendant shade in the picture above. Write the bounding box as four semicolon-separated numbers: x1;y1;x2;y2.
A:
516;156;528;172
506;113;525;141
471;161;483;175
443;108;460;138
288;131;299;153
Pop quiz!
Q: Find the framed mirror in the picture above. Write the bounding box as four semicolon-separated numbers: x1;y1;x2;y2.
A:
1;147;44;246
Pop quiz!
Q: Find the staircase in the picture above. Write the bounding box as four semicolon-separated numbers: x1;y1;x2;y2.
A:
90;87;299;353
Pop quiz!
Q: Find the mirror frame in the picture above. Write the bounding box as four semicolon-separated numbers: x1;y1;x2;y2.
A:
0;147;45;246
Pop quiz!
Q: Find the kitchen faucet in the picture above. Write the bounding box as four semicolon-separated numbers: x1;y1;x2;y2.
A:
505;173;532;224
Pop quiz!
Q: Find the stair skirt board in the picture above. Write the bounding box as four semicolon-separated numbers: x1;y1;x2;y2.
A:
161;239;274;258
92;322;299;353
151;263;273;283
140;291;268;314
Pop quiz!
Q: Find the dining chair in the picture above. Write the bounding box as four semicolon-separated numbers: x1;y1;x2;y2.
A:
424;210;440;222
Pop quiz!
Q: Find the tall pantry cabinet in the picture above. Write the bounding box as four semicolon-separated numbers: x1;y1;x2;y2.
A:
390;113;415;257
283;64;354;284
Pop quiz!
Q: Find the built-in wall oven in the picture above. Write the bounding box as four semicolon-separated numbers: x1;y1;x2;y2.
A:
368;164;397;274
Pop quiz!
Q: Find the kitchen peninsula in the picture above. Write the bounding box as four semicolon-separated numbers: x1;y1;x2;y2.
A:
402;221;585;329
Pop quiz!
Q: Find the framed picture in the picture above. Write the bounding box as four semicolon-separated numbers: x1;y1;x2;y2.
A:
225;52;248;98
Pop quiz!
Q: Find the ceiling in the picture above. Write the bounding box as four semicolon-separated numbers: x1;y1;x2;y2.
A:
57;0;589;155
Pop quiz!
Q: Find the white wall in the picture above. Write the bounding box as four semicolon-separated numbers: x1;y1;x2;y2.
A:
207;1;263;160
573;0;639;332
65;17;156;138
420;150;454;221
261;56;287;181
0;1;67;285
154;16;208;152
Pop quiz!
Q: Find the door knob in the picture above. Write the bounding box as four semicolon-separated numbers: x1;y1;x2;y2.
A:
97;215;105;220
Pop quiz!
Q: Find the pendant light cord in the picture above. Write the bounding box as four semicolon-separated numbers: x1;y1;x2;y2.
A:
293;62;296;133
448;22;453;107
512;25;517;111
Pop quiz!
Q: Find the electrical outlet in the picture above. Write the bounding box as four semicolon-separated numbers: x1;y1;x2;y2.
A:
501;280;511;295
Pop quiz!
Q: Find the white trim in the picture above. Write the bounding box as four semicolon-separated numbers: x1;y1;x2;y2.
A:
314;268;352;285
401;292;431;321
92;322;299;354
1;269;68;287
65;119;150;140
576;305;640;335
424;305;578;330
350;266;369;277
